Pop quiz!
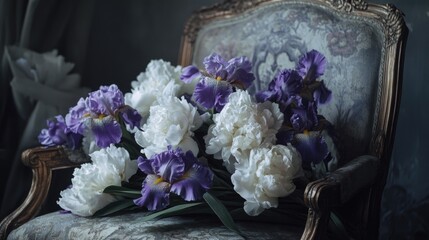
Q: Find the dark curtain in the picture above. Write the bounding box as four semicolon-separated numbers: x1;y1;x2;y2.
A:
0;0;95;219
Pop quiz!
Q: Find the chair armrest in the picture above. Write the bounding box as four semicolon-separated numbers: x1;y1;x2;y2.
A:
301;155;379;240
0;146;88;239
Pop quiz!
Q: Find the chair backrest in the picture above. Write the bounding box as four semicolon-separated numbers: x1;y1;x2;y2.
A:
180;0;406;174
179;0;407;237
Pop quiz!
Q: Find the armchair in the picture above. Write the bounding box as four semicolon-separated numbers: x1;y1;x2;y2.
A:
1;0;407;239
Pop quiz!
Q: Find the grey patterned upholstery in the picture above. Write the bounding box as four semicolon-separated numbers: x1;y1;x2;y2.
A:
9;211;303;240
193;2;384;162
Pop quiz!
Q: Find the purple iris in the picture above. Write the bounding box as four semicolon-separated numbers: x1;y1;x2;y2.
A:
86;84;124;115
65;84;142;148
89;116;122;148
180;65;201;83
119;107;142;129
65;98;87;135
293;131;330;167
193;77;233;112
296;49;327;82
290;102;318;132
134;147;213;211
313;80;332;105
189;53;255;112
256;69;302;104
38;115;82;149
203;53;227;77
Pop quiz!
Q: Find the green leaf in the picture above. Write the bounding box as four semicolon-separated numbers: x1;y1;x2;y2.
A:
103;185;141;199
203;192;242;236
141;202;204;221
93;199;135;217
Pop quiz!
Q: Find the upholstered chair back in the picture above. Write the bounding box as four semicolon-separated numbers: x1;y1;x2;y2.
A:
180;0;406;166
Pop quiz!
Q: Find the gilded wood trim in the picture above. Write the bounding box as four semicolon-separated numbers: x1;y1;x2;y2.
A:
0;146;83;239
302;177;339;240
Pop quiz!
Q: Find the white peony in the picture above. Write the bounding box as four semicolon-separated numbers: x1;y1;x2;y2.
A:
134;96;203;158
231;144;303;216
124;60;196;123
205;90;283;172
57;145;138;216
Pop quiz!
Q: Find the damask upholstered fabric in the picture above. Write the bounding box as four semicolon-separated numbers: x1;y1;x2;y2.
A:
8;211;303;240
193;2;384;162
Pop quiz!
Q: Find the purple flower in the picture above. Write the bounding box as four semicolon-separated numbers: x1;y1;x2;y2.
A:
290;102;318;132
39;115;82;149
119;107;142;129
90;117;122;148
313;80;332;105
38;115;69;146
193;77;233;112
256;69;302;104
187;53;255;112
296;49;327;82
134;147;213;211
203;53;255;89
180;65;201;83
225;56;255;89
65;84;131;148
203;53;227;77
65;98;87;135
293;131;330;167
86;85;124;115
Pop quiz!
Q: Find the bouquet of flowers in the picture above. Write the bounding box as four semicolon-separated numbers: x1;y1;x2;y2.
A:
38;50;338;233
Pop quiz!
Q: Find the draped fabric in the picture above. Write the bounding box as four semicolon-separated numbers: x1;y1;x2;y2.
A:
0;0;95;219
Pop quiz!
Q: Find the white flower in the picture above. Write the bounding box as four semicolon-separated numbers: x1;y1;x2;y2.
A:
205;90;283;172
81;134;100;155
231;144;303;216
57;145;138;216
134;96;203;158
124;60;195;123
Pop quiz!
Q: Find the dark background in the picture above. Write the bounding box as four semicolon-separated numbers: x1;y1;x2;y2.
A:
1;0;428;239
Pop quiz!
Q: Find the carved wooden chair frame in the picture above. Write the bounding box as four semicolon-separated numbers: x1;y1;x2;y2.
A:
0;0;407;239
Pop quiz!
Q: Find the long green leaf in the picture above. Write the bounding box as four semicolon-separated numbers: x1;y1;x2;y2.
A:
203;192;242;236
103;185;141;199
93;199;135;217
141;202;204;221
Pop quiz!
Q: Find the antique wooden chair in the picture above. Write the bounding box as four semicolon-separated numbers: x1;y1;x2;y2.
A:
0;0;407;239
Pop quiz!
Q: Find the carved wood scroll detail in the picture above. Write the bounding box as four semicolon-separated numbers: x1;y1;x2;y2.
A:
327;0;368;12
383;4;406;47
0;146;87;239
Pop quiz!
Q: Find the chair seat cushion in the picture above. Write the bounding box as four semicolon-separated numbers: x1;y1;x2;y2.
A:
8;211;303;239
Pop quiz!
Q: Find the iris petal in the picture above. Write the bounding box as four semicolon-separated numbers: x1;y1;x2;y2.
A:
180;65;201;83
193;77;233;112
133;174;170;211
293;131;329;167
137;156;155;175
90;116;122;148
170;162;213;201
313;80;332;105
296;49;327;81
203;53;227;76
